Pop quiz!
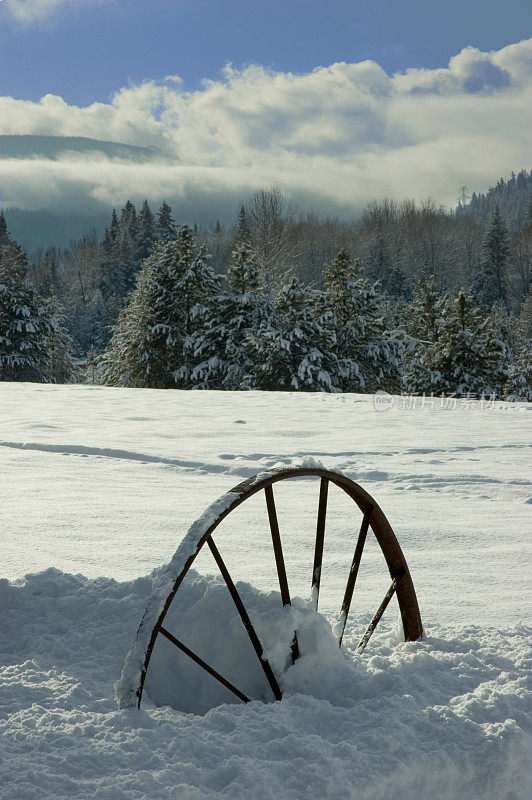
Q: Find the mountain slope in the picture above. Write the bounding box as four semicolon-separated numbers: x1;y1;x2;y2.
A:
0;134;165;162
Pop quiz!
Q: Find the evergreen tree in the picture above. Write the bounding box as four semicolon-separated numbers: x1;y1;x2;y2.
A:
137;200;156;260
120;200;138;240
0;241;54;382
101;226;221;389
246;277;339;392
116;201;141;295
39;249;62;298
501;298;532;400
172;235;222;388
476;206;510;309
235;205;251;244
43;297;80;383
155;202;176;243
403;275;448;394
100;249;172;388
322;250;402;392
432;290;505;397
84;346;101;384
99;210;123;298
0;211;11;249
117;229;137;294
504;338;532;400
186;243;268;389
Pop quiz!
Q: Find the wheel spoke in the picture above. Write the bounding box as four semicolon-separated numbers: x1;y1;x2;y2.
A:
207;535;283;701
264;486;299;664
264;485;291;606
337;503;373;647
356;569;405;652
311;478;329;610
159;626;250;703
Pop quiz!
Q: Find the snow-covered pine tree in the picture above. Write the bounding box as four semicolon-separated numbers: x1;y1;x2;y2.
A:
475;205;510;310
137;200;156;260
235;205;251;245
117;228;137;296
43;297;80;384
120;200;138;242
0;241;53;382
186;242;268;389
322;250;402;392
504;338;532;400
245;277;339;392
99;210;123;299
110;201;141;296
155;202;176;243
432;290;505;397
38;248;62;298
101;239;183;388
403;275;447;395
501;296;532;400
172;233;222;388
101;226;221;389
0;211;11;249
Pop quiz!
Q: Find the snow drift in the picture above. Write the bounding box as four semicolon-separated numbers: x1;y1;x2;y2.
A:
0;383;530;799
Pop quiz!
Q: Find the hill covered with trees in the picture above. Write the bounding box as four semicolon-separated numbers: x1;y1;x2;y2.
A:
0;135;164;161
457;169;531;228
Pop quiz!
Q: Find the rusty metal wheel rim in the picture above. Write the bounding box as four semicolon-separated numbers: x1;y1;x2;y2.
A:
119;466;423;709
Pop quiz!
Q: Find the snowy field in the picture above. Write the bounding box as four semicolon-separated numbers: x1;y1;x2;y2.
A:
1;383;531;800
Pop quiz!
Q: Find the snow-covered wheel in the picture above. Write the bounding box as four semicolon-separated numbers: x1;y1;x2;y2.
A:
116;465;422;709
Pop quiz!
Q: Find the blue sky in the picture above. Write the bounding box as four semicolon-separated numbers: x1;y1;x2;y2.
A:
0;1;530;218
1;0;530;104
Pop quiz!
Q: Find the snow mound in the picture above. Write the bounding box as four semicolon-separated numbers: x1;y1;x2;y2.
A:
1;567;530;800
136;571;356;714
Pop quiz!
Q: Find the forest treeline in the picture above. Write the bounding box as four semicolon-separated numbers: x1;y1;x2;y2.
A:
0;173;531;399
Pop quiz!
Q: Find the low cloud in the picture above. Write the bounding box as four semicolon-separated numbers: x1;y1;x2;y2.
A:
0;39;531;218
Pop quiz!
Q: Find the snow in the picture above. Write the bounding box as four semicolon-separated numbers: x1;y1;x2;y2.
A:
1;382;531;799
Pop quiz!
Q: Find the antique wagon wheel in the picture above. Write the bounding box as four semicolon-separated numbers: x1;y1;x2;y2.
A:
117;465;422;709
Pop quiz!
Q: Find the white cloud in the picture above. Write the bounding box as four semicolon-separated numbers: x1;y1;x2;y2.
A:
2;0;103;22
0;39;531;216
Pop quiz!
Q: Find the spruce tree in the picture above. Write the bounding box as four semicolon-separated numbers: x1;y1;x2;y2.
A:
246;277;339;392
39;249;62;298
120;200;138;240
0;211;11;249
101;226;221;389
137;200;156;260
99;210;123;299
403;275;447;394
101;243;181;388
114;201;141;295
0;242;53;382
501;297;532;400
504;339;532;400
235;205;251;244
432;290;505;397
322;250;402;392
43;297;80;384
476;206;510;309
186;243;268;389
155;202;176;242
172;234;222;388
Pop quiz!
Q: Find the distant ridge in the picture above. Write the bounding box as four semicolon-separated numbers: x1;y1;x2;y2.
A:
0;134;166;162
458;169;531;227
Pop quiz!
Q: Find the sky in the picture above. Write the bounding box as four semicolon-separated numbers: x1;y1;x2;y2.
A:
1;0;531;104
0;0;531;219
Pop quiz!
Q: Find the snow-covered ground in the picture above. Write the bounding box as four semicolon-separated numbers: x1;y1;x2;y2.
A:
1;383;530;799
